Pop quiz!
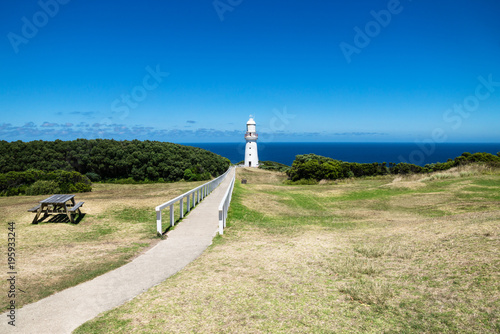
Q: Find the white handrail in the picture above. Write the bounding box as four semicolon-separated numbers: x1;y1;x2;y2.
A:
155;167;231;235
218;168;236;235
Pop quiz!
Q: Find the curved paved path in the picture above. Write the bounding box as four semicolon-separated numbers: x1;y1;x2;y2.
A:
2;168;235;334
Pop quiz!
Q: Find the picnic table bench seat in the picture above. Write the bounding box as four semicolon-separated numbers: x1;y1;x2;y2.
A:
28;204;41;212
69;201;84;213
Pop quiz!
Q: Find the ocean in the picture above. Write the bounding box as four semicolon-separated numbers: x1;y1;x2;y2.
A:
184;142;500;166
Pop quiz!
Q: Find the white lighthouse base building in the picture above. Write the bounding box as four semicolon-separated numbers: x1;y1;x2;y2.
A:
244;139;259;167
244;116;259;167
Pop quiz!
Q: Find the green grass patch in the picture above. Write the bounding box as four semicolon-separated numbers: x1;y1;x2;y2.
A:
276;192;326;211
338;278;393;306
113;242;150;254
336;187;415;201
114;207;161;235
473;178;500;187
115;207;154;223
69;318;132;334
74;223;117;242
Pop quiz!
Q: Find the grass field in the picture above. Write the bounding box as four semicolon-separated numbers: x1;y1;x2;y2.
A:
74;165;500;333
1;180;205;310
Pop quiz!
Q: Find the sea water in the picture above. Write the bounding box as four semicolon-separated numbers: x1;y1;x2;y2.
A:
184;142;500;166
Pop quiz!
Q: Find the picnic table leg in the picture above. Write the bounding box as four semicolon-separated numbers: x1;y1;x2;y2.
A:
65;204;74;223
32;204;45;224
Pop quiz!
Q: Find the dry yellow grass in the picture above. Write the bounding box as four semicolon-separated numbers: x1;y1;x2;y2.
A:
0;180;205;308
236;167;288;184
75;167;500;333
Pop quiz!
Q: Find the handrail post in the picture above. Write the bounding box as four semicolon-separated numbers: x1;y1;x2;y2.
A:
187;194;191;212
217;167;235;236
156;209;162;235
225;192;229;228
180;197;184;219
169;204;174;227
218;209;224;235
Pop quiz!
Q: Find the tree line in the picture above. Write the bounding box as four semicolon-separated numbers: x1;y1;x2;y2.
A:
286;152;500;181
0;139;231;196
0;139;230;183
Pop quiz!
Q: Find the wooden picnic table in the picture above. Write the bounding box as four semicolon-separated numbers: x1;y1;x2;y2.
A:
28;194;84;224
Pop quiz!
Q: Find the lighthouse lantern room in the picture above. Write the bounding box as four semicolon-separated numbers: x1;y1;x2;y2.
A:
244;116;259;167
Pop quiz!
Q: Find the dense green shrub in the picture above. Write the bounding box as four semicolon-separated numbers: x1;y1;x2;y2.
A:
258;161;290;172
25;180;60;196
106;177;138;184
60;182;92;194
184;169;196;181
183;168;211;182
454;152;500;164
0;170;92;196
287;152;500;181
85;172;101;182
283;178;318;185
288;154;350;181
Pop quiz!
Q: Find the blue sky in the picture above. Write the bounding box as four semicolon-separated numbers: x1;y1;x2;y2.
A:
0;0;499;143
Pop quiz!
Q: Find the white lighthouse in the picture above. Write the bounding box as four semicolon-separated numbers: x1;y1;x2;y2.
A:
244;116;259;167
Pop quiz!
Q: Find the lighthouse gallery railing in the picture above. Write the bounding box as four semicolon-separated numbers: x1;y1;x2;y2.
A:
155;167;232;235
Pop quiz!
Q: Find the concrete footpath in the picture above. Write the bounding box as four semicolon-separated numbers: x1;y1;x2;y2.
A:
2;168;235;334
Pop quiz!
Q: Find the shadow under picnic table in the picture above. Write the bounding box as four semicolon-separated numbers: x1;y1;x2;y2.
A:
34;213;86;225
